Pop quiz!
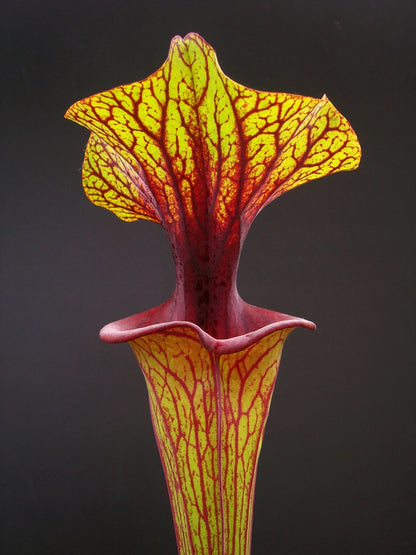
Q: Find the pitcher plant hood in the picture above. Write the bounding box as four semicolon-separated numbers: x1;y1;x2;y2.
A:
65;33;360;345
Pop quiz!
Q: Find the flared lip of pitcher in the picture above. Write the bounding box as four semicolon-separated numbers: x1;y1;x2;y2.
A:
99;309;316;354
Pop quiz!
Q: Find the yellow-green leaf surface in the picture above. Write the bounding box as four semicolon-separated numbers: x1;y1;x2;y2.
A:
66;33;361;338
130;326;290;555
65;32;361;238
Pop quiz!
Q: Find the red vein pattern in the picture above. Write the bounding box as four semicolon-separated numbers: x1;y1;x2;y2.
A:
130;326;290;555
65;32;361;338
66;33;361;554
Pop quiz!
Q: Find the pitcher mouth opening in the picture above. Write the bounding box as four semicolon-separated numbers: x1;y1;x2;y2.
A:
99;301;316;354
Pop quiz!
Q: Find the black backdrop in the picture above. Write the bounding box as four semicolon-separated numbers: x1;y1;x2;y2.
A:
1;1;415;553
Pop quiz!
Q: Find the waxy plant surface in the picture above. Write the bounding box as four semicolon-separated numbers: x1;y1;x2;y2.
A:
66;33;361;554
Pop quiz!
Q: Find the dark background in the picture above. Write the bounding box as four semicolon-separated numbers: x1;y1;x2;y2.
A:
1;0;415;553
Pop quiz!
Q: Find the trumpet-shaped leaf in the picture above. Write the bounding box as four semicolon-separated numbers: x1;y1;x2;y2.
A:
66;33;361;554
130;326;291;554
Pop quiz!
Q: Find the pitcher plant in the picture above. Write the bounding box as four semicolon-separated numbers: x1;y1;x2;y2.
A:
66;33;361;554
